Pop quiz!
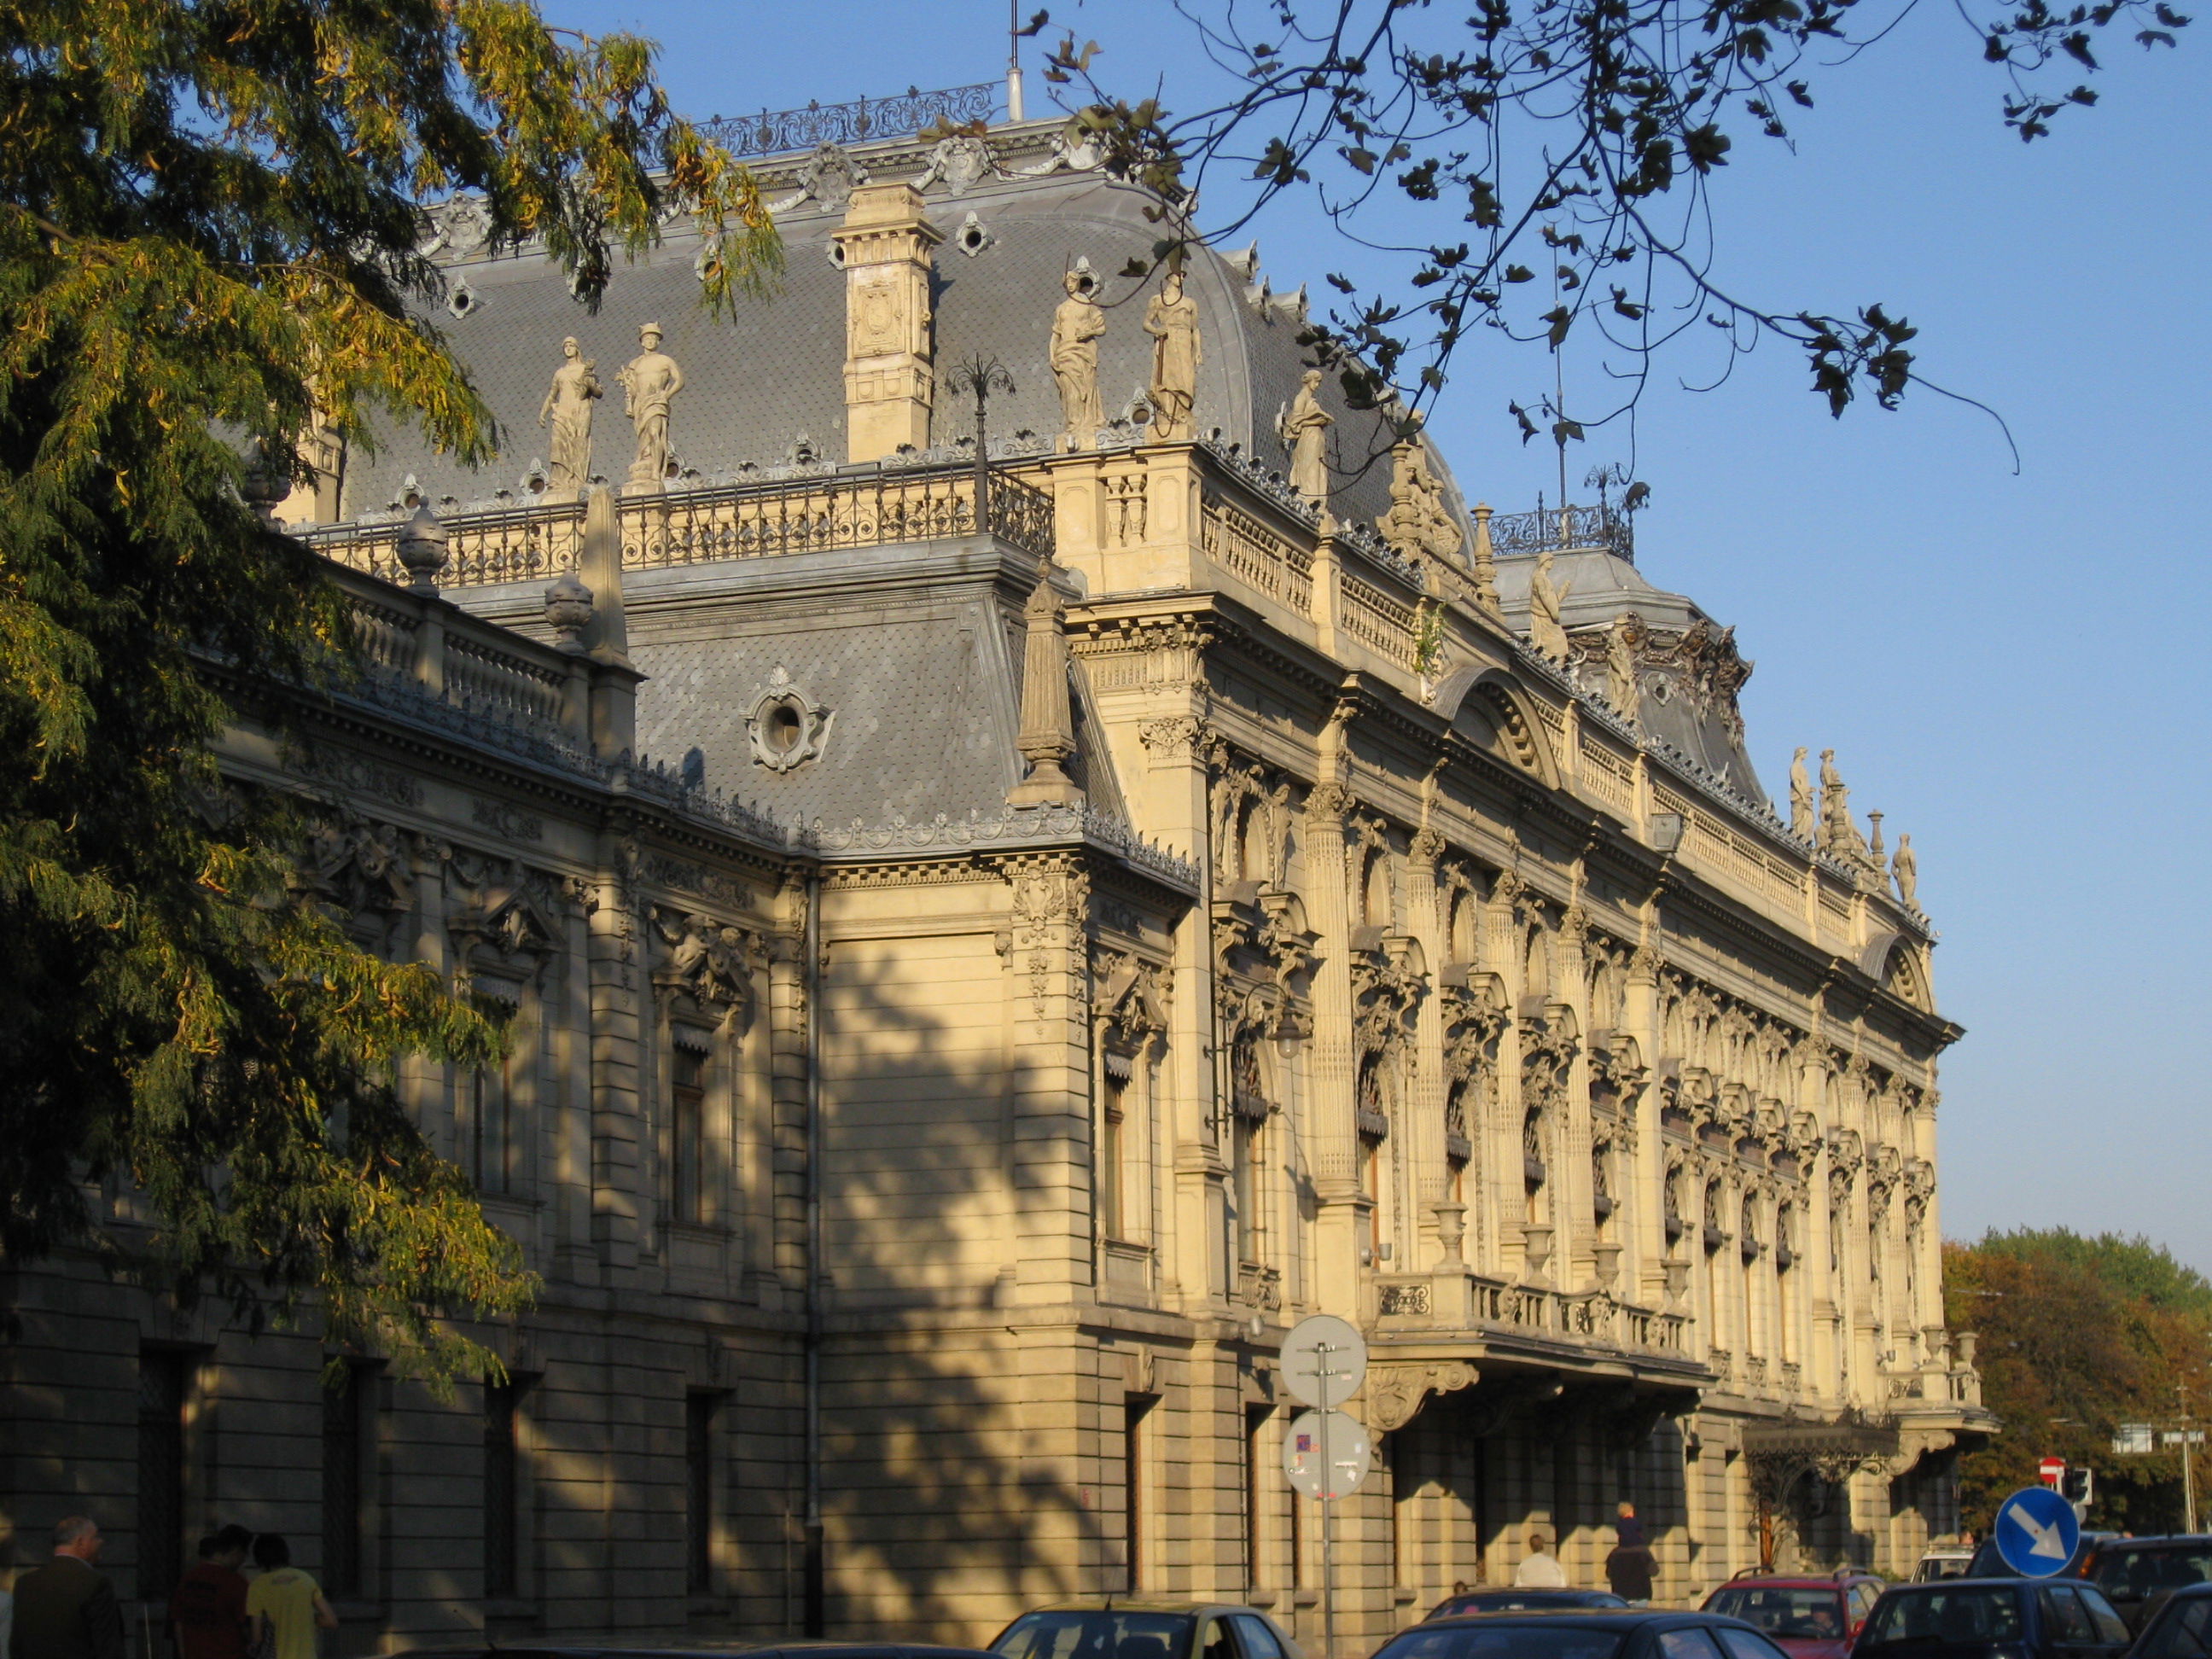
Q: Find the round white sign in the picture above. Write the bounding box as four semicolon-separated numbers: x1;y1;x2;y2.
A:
1282;1407;1371;1500
1279;1313;1367;1409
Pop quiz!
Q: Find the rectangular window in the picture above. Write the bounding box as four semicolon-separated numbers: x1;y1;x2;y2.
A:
1123;1393;1155;1593
1243;1405;1269;1588
472;1063;509;1195
137;1351;189;1600
685;1392;718;1595
322;1366;367;1598
1100;1073;1126;1242
672;1045;707;1225
483;1375;524;1599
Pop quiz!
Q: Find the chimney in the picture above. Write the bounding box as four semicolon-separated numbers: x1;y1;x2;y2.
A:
1006;569;1083;808
832;183;941;463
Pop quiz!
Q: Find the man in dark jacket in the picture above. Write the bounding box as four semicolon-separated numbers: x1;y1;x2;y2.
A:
1606;1502;1656;1605
9;1517;125;1659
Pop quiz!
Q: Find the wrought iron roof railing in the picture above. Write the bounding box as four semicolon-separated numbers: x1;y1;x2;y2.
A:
1489;500;1637;563
696;84;998;160
304;460;1055;591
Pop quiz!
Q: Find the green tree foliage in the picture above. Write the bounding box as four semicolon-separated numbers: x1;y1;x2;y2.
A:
0;0;778;1385
1947;1229;2212;1534
1042;0;2186;434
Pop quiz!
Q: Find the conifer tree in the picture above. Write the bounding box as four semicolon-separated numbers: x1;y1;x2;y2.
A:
0;1;779;1383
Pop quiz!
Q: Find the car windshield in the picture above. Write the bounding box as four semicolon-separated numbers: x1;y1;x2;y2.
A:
2093;1547;2212;1599
1707;1589;1847;1639
1376;1621;1628;1659
992;1613;1194;1659
1862;1589;2024;1646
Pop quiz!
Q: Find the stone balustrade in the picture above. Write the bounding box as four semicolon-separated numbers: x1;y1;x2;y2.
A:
304;460;1056;591
1372;1269;1691;1359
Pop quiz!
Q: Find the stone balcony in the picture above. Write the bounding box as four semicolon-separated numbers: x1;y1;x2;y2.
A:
1370;1269;1702;1382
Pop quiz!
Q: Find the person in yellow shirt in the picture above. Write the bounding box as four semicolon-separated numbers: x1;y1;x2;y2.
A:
242;1536;335;1659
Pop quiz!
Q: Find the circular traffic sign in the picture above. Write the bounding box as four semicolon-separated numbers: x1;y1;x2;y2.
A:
1994;1484;2081;1577
1283;1408;1371;1500
1279;1314;1367;1409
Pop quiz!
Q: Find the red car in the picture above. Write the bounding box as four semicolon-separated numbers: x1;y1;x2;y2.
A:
1702;1571;1888;1659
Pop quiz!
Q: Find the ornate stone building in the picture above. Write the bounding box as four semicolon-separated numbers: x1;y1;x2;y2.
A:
0;96;1990;1655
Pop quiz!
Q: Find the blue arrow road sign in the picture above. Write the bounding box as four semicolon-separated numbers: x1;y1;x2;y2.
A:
1994;1485;2081;1577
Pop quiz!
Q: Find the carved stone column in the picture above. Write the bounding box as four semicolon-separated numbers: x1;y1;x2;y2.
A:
1304;734;1363;1313
1627;944;1668;1308
1482;870;1527;1280
832;183;940;463
1406;826;1450;1269
586;826;646;1284
997;851;1095;1302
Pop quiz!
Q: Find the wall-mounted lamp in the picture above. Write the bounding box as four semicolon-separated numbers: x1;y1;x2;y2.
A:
1650;811;1685;854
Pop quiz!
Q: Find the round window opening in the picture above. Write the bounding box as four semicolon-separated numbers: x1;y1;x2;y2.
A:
765;701;804;754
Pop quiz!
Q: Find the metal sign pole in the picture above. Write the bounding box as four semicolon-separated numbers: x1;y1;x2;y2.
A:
1318;1342;1336;1659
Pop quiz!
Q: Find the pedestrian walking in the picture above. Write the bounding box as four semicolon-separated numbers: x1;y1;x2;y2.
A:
170;1530;253;1659
1514;1530;1569;1587
8;1517;125;1659
1606;1500;1656;1606
242;1538;335;1659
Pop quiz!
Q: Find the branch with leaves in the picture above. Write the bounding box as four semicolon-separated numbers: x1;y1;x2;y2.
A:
1036;0;2181;444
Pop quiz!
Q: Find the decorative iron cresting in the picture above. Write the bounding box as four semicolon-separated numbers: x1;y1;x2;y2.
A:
1488;500;1637;563
697;84;998;160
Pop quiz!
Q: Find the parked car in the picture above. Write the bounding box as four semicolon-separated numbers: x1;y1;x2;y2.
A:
2122;1580;2212;1658
990;1602;1301;1659
1429;1591;1631;1620
1702;1570;1888;1659
1369;1607;1796;1659
1915;1546;1978;1583
1853;1577;2130;1659
2079;1537;2212;1634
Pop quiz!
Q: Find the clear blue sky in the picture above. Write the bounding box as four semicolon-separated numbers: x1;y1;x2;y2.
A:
543;1;2212;1272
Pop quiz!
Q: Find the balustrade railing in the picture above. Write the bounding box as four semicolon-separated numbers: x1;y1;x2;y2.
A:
306;463;1056;592
1377;1271;1688;1355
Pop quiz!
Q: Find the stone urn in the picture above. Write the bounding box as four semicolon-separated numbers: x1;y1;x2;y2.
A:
395;502;450;592
1432;1201;1467;1264
1592;1241;1622;1289
543;568;595;652
1521;1224;1555;1284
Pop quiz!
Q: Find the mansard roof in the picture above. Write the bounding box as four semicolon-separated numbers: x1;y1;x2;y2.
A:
342;118;1461;547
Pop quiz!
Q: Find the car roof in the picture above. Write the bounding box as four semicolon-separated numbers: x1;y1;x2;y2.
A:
2093;1536;2212;1549
1715;1577;1865;1589
1013;1605;1256;1617
1420;1611;1761;1628
391;1648;1000;1658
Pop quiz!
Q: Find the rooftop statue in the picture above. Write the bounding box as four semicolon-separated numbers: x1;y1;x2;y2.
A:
538;335;602;499
616;323;684;492
1279;368;1334;508
1377;432;1463;561
1893;833;1919;910
1050;264;1107;451
1606;614;1639;720
1144;268;1201;441
1790;747;1815;841
1528;550;1572;665
1819;748;1871;859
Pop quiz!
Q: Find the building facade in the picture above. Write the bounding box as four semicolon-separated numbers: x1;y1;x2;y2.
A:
0;102;1991;1654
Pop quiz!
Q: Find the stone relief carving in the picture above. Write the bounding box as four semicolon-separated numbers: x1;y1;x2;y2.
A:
283;743;424;809
1050;261;1107;452
1365;1361;1478;1432
650;906;763;1016
446;852;566;979
1143;269;1201;442
1016;122;1109;176
616;323;684;490
538;335;601;498
1091;946;1173;1046
300;808;414;922
1377;434;1461;561
774;141;870;212
914;131;1000;196
470;796;544;842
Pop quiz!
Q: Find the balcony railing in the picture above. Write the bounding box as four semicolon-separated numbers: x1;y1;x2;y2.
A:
1488;500;1636;563
695;83;998;160
303;462;1055;592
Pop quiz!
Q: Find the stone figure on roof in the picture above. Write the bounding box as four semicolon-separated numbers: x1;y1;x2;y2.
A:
1818;748;1870;859
1144;268;1201;441
1892;834;1918;910
616;323;684;491
1605;614;1639;719
1528;550;1572;665
1377;432;1463;561
1050;264;1107;451
1279;368;1334;507
538;336;602;498
1790;748;1814;841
